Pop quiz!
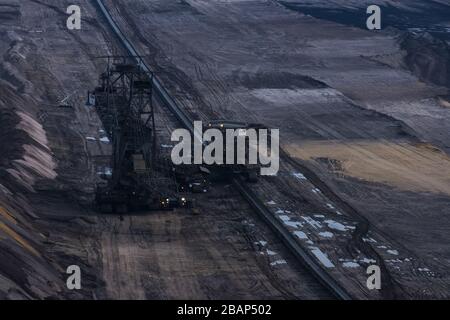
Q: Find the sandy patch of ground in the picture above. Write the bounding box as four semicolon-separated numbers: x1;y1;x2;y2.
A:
286;140;450;195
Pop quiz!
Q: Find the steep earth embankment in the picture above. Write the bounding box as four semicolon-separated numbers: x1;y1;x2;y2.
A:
0;0;106;299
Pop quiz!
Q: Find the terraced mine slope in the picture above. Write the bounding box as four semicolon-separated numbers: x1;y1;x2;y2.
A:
1;0;450;299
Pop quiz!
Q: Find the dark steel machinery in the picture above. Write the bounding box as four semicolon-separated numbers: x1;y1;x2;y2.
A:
204;120;264;183
94;0;352;299
91;56;192;213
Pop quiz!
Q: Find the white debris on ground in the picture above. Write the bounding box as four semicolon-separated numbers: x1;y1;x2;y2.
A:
301;216;322;229
97;167;112;176
270;259;287;266
292;172;307;180
272;207;361;270
387;249;399;255
324;219;354;232
253;240;288;267
310;247;335;268
275;209;291;214
312;188;321;194
242;219;256;227
278;214;303;228
294;230;308;240
270;204;365;273
362;235;403;262
255;240;268;247
99;137;110;144
386;259;403;263
343;261;360;268
360;258;377;264
326;203;344;215
86;136;96;141
318;231;334;238
266;200;276;205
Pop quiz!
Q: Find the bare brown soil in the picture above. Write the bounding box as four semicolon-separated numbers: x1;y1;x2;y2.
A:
0;0;330;299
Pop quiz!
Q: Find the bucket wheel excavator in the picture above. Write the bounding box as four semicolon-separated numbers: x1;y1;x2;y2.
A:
89;56;192;213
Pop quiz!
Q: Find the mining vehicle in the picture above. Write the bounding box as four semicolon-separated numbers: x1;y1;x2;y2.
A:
91;56;194;213
203;120;265;182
